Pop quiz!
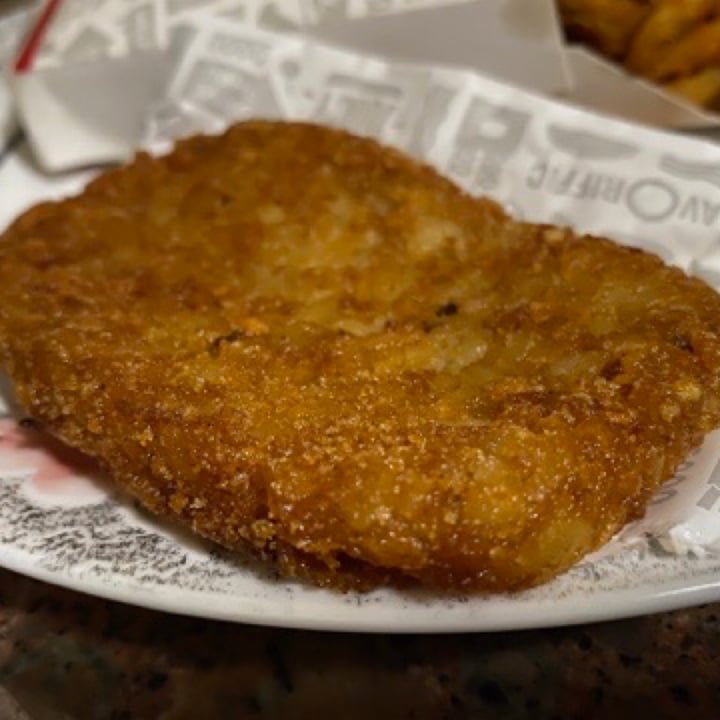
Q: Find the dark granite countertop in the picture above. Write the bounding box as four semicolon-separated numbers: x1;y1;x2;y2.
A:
0;568;718;719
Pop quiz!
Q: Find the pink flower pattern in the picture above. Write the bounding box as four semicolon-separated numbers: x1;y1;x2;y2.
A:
0;417;100;494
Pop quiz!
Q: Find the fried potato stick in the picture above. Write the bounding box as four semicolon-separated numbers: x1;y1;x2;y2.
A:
558;0;651;57
626;0;718;77
665;65;720;105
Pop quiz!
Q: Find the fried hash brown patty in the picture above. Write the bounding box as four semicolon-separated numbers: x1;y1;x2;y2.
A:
2;121;720;592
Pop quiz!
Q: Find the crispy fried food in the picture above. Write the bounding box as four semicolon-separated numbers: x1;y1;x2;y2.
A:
665;66;720;107
2;121;720;593
625;0;716;77
651;19;720;81
557;0;651;58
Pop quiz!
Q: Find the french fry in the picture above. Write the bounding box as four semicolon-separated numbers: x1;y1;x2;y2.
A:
558;0;651;57
665;65;720;107
627;0;718;77
651;19;720;81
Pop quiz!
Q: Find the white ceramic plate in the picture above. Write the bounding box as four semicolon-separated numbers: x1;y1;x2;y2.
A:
2;145;720;633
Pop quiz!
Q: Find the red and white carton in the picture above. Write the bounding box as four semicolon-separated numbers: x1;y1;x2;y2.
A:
10;0;171;170
0;1;36;153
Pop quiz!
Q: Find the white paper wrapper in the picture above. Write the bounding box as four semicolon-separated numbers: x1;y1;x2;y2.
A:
30;0;166;67
307;0;571;95
12;0;483;170
12;0;720;172
142;14;720;558
2;0;572;172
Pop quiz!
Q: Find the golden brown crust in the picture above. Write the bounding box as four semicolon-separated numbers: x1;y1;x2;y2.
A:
2;121;720;592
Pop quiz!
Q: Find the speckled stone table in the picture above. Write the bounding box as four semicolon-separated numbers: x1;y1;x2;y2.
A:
0;568;718;719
